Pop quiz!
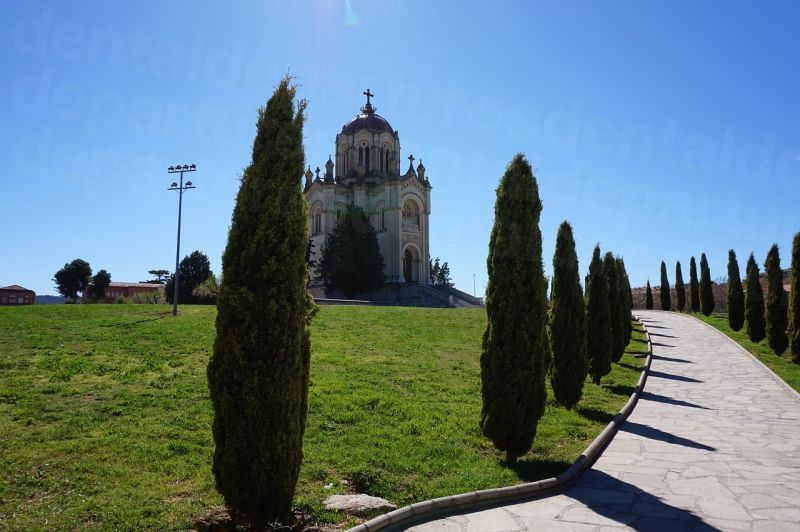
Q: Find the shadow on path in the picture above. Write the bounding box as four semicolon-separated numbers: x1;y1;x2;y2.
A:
621;421;717;451
648;332;677;338
652;354;693;364
640;391;711;410
648;370;703;383
566;470;716;530
651;341;676;348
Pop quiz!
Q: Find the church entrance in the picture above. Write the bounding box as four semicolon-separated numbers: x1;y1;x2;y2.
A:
404;249;414;283
403;245;421;283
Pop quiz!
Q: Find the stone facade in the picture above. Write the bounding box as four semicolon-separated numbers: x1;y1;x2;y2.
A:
304;90;432;284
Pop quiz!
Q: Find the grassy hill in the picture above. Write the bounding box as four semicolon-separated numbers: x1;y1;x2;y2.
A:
0;304;645;529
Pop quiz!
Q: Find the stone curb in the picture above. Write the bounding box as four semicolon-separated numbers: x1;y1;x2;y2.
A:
348;317;654;532
683;311;800;402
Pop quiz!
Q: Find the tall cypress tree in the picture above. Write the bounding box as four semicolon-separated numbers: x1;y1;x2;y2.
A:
745;253;766;343
617;257;633;347
645;280;654;310
549;221;587;409
789;233;800;364
207;79;314;527
604;252;624;362
659;261;671;311
699;253;715;316
689;256;700;312
765;244;789;356
586;245;612;384
481;154;548;464
727;249;745;331
675;261;686;312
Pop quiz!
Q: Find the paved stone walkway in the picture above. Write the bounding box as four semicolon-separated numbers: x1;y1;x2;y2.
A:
408;311;800;531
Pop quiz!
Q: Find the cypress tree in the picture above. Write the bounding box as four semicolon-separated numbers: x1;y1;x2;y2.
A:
617;257;633;347
604;252;624;362
689;256;700;312
727;249;745;331
745;253;766;343
765;244;789;355
207;79;314;527
480;154;548;464
699;253;715;316
586;245;612;384
549;221;587;409
659;261;671;311
645;280;654;310
675;261;686;312
789;233;800;364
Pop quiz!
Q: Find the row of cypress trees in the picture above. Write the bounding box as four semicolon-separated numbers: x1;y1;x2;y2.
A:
652;238;799;361
480;155;633;463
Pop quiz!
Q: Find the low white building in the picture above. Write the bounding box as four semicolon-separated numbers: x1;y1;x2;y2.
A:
304;90;432;284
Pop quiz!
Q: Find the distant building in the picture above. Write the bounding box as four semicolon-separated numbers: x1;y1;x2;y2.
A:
84;282;164;302
0;285;36;305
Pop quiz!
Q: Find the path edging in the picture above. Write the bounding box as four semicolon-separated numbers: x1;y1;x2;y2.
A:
684;312;800;402
348;318;654;532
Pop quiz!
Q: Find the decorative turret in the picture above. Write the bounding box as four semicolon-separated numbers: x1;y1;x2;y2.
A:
325;155;334;183
406;154;417;177
304;166;313;189
314;167;321;182
416;159;426;182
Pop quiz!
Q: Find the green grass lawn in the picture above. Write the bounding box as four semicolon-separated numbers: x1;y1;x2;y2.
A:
693;313;800;393
0;304;645;530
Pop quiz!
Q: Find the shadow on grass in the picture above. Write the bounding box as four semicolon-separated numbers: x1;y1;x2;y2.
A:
575;406;615;424
102;314;170;328
603;383;635;396
616;362;644;372
507;457;573;483
621;421;716;451
648;370;702;383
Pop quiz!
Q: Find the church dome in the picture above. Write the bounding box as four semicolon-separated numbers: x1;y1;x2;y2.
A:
341;111;393;135
340;89;394;135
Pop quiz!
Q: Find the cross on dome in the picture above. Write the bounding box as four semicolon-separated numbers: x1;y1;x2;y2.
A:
361;88;376;114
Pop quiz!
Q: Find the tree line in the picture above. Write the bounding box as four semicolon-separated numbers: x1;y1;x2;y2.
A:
650;238;800;362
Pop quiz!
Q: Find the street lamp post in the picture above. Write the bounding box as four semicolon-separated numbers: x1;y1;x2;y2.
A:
168;163;197;316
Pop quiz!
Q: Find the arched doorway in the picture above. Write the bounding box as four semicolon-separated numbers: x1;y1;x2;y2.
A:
403;244;421;283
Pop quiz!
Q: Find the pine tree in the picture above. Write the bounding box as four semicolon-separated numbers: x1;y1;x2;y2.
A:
699;253;715;316
675;261;686;312
727;249;745;331
645;280;654;310
318;205;385;298
586;245;612;384
604;252;624;362
617;257;633;348
659;261;671;311
745;253;766;343
549;221;587;410
480;154;548;464
689;256;700;312
765;244;789;355
207;79;314;527
789;233;800;364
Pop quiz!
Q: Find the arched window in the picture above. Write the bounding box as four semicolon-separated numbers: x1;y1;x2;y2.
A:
381;207;385;230
365;146;370;170
385;150;389;174
379;148;384;173
402;200;421;231
358;147;363;165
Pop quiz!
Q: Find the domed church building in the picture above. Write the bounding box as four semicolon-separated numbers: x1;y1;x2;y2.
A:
304;90;432;285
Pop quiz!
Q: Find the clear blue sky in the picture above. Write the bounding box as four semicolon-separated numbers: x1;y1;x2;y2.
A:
2;1;798;297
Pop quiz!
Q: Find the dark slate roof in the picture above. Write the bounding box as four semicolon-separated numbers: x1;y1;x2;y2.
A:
341;112;394;135
0;285;34;292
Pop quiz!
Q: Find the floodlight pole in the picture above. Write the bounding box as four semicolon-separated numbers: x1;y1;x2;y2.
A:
168;164;197;316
